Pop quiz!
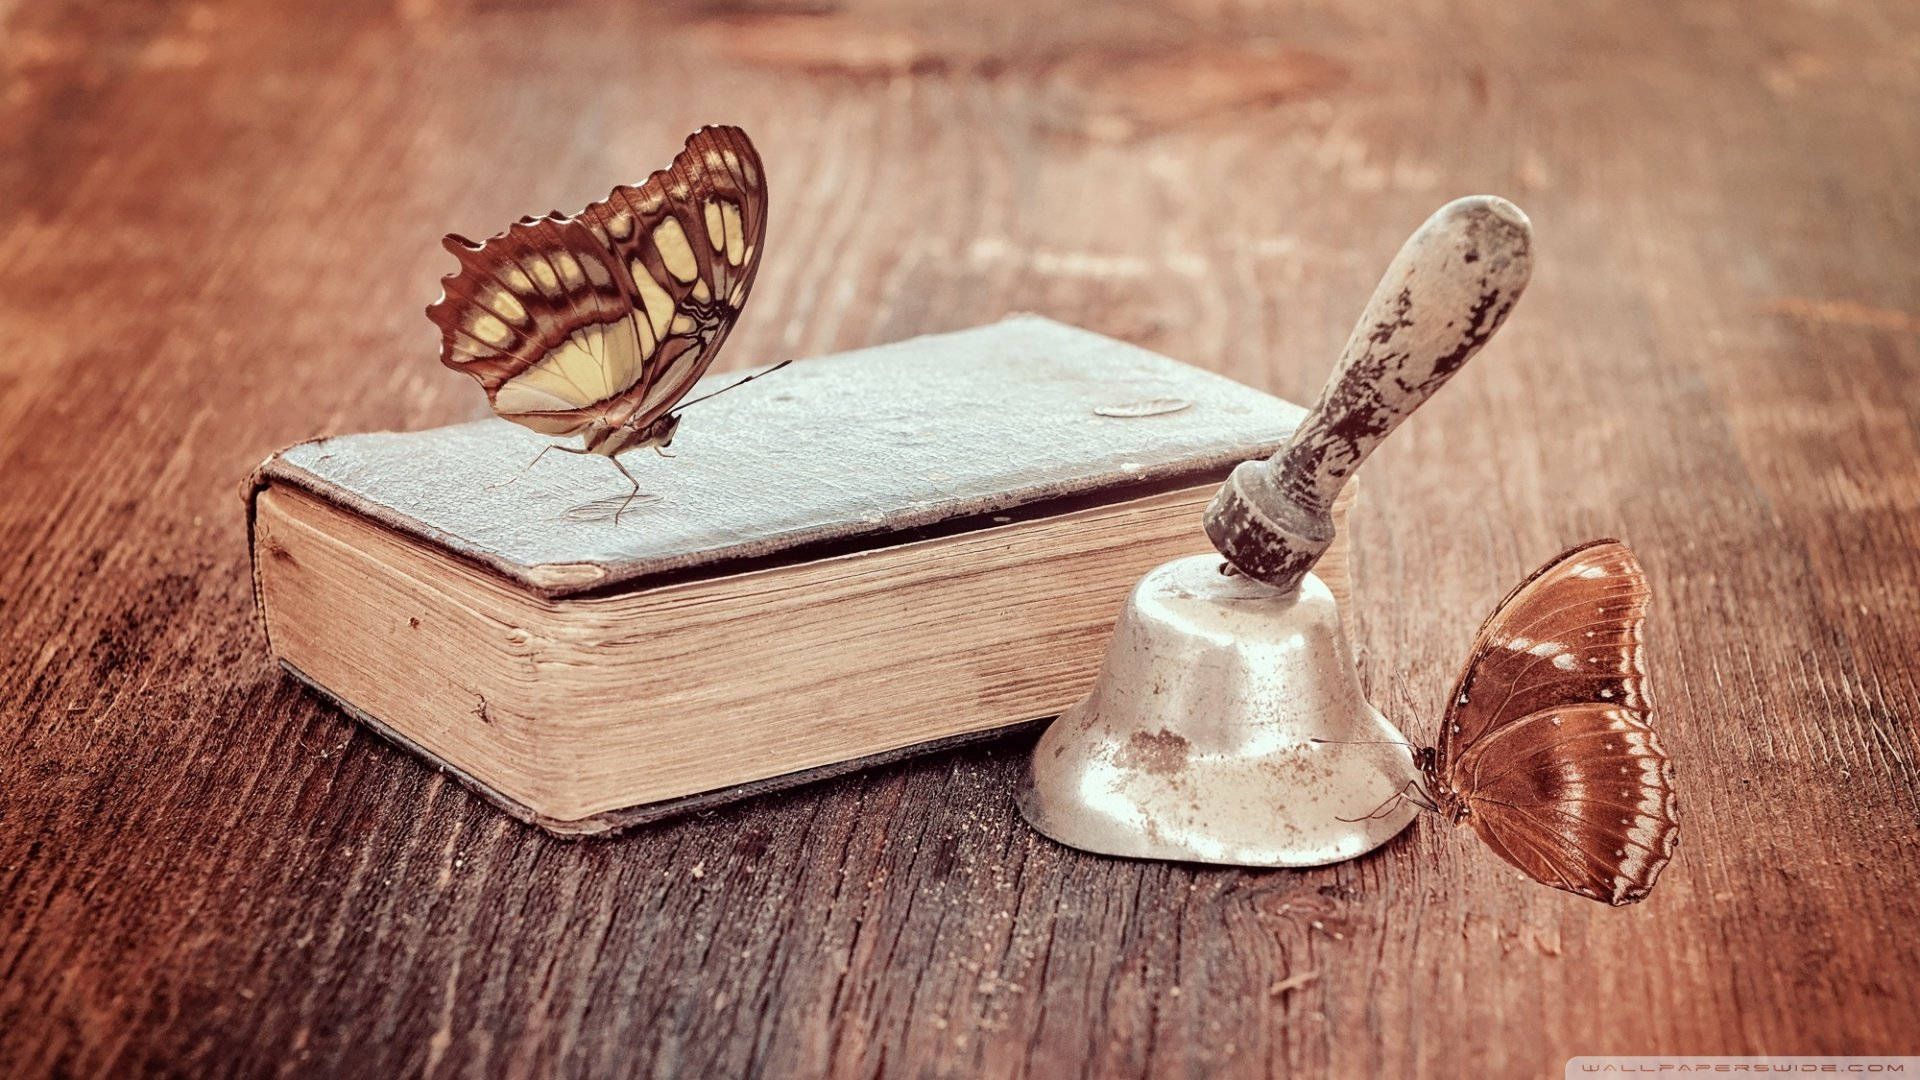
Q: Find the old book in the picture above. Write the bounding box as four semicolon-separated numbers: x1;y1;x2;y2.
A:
246;316;1352;835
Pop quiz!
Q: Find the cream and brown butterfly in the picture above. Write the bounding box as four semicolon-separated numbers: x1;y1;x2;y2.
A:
427;125;773;517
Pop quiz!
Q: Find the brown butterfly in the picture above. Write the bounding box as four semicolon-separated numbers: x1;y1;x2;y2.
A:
426;125;770;514
1415;539;1679;905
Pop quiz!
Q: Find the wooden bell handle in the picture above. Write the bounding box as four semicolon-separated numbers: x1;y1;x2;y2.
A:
1204;196;1534;590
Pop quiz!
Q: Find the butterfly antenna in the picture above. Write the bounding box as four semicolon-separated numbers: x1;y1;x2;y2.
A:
1310;736;1419;753
669;359;794;415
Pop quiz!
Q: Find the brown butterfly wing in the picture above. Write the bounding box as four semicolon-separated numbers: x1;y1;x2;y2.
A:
576;124;766;426
1437;539;1652;763
428;214;635;436
1435;539;1678;905
426;125;767;440
1455;703;1678;904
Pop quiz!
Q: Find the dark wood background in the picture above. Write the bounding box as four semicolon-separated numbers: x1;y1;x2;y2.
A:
3;0;1916;1076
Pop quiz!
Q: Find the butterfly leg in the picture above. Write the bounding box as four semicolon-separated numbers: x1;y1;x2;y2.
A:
607;454;645;524
1337;780;1426;823
486;441;584;491
1405;780;1442;814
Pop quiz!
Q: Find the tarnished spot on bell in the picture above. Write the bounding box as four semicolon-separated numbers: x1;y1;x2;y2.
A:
1017;196;1533;867
1018;557;1417;866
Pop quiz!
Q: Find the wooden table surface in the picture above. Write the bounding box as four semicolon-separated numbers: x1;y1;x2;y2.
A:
4;0;1917;1076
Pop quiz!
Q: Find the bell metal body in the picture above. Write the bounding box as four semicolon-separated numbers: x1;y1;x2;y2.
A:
1018;556;1418;865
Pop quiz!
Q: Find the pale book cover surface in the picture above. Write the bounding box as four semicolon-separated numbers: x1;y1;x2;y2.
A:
256;316;1317;594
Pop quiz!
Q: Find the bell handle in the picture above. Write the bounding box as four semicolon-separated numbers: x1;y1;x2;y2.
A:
1204;196;1533;588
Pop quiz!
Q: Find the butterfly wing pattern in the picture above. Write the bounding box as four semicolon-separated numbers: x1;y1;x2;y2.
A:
427;125;767;457
1423;539;1679;905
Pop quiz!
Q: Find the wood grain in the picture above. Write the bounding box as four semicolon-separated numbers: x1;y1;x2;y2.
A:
2;0;1916;1076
